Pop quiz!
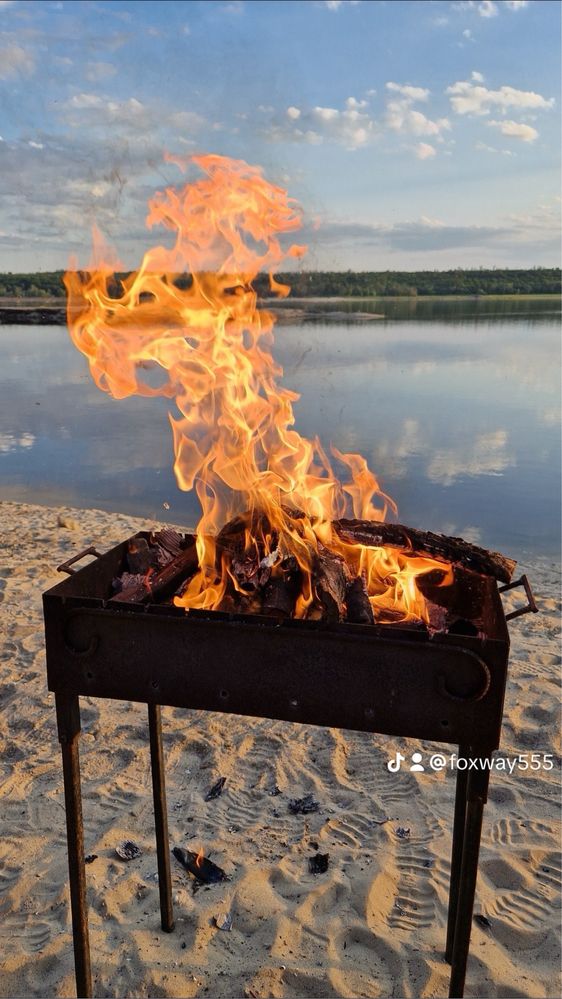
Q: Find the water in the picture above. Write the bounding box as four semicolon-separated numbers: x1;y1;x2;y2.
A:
0;298;559;561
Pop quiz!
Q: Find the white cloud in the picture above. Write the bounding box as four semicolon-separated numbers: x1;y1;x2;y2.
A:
471;70;484;82
301;200;561;257
346;96;368;110
385;82;449;139
475;140;514;155
446;77;555;115
0;43;34;79
220;1;245;12
462;27;474;39
478;1;498;17
488;118;538;142
262;100;375;150
415;142;437;160
84;61;117;83
386;81;430;102
451;0;497;13
387;104;450;136
321;0;360;9
61;93;206;140
453;0;528;13
0;1;16;8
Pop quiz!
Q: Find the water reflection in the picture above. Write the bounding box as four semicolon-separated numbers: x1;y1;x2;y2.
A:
0;431;35;453
0;297;559;559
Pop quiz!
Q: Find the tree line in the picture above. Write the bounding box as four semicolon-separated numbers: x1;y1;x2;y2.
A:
0;267;559;299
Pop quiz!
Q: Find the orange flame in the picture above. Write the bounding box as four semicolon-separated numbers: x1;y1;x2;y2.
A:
195;846;204;869
64;153;450;624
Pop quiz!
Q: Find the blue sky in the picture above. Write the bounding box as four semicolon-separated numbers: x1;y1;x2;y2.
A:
0;0;559;271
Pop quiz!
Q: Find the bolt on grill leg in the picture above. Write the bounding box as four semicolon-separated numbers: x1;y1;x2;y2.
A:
55;692;92;999
148;703;174;932
448;756;491;999
445;745;469;963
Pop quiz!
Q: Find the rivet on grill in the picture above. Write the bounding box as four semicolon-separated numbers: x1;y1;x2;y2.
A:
364;707;375;719
289;698;299;708
219;689;229;700
441;719;450;728
86;671;94;680
151;680;159;689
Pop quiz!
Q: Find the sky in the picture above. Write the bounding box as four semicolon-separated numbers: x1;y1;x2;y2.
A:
0;0;559;272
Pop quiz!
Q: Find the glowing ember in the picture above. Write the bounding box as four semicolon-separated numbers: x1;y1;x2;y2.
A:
64;153;452;623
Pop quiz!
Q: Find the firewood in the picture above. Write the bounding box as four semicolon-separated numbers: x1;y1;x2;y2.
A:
313;543;350;622
262;577;295;618
262;557;301;618
111;538;198;604
345;576;374;625
334;520;516;584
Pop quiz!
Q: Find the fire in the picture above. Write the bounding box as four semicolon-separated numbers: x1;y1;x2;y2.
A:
64;153;451;624
195;846;204;869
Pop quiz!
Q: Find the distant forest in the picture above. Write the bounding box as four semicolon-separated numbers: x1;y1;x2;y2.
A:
0;267;559;299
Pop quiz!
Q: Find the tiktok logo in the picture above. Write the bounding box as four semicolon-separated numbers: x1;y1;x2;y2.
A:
387;751;426;773
387;751;406;772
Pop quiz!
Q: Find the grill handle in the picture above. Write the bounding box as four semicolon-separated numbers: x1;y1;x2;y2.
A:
57;546;103;576
498;574;538;622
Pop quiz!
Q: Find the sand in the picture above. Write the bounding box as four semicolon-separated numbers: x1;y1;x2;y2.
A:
0;501;560;998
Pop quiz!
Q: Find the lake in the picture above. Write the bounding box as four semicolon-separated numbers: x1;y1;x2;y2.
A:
0;298;559;562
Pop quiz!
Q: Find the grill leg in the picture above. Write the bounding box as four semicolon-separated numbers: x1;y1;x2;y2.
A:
55;692;92;999
448;757;491;999
445;745;469;963
148;703;174;933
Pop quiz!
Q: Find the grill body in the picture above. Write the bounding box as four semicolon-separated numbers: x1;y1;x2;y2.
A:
44;532;510;750
42;531;518;999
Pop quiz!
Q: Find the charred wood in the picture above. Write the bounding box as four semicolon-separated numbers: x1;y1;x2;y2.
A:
313;543;350;622
334;520;516;584
345;576;374;625
111;537;198;604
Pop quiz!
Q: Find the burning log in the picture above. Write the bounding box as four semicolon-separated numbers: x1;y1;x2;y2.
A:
334;520;516;584
262;555;301;619
111;537;198;604
124;530;186;575
345;575;375;625
313;543;349;622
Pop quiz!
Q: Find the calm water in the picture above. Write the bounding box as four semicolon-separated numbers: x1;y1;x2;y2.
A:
0;298;560;561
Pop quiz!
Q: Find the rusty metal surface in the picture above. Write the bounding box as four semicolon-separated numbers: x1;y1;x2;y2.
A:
43;533;511;751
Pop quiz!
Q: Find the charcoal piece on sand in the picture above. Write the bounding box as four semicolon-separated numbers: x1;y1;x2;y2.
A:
205;776;227;801
308;853;329;875
288;793;319;815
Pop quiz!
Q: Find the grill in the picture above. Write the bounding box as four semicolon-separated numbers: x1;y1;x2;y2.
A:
43;530;537;999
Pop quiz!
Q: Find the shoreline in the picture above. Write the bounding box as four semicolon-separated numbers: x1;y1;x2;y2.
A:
0;500;560;997
0;293;560;327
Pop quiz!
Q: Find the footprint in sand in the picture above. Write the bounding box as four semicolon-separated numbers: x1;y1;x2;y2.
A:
4;915;52;954
489;817;557;848
487;851;561;932
328;925;405;998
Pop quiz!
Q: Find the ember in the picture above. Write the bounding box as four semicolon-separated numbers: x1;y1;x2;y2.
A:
65;153;461;630
173;846;229;884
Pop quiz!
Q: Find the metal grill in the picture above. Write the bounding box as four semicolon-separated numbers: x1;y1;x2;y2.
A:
43;532;537;998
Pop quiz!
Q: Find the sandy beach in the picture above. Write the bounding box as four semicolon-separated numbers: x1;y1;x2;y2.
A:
0;500;560;998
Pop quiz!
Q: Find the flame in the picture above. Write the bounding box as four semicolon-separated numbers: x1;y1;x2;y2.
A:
195;846;204;869
64;153;451;624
